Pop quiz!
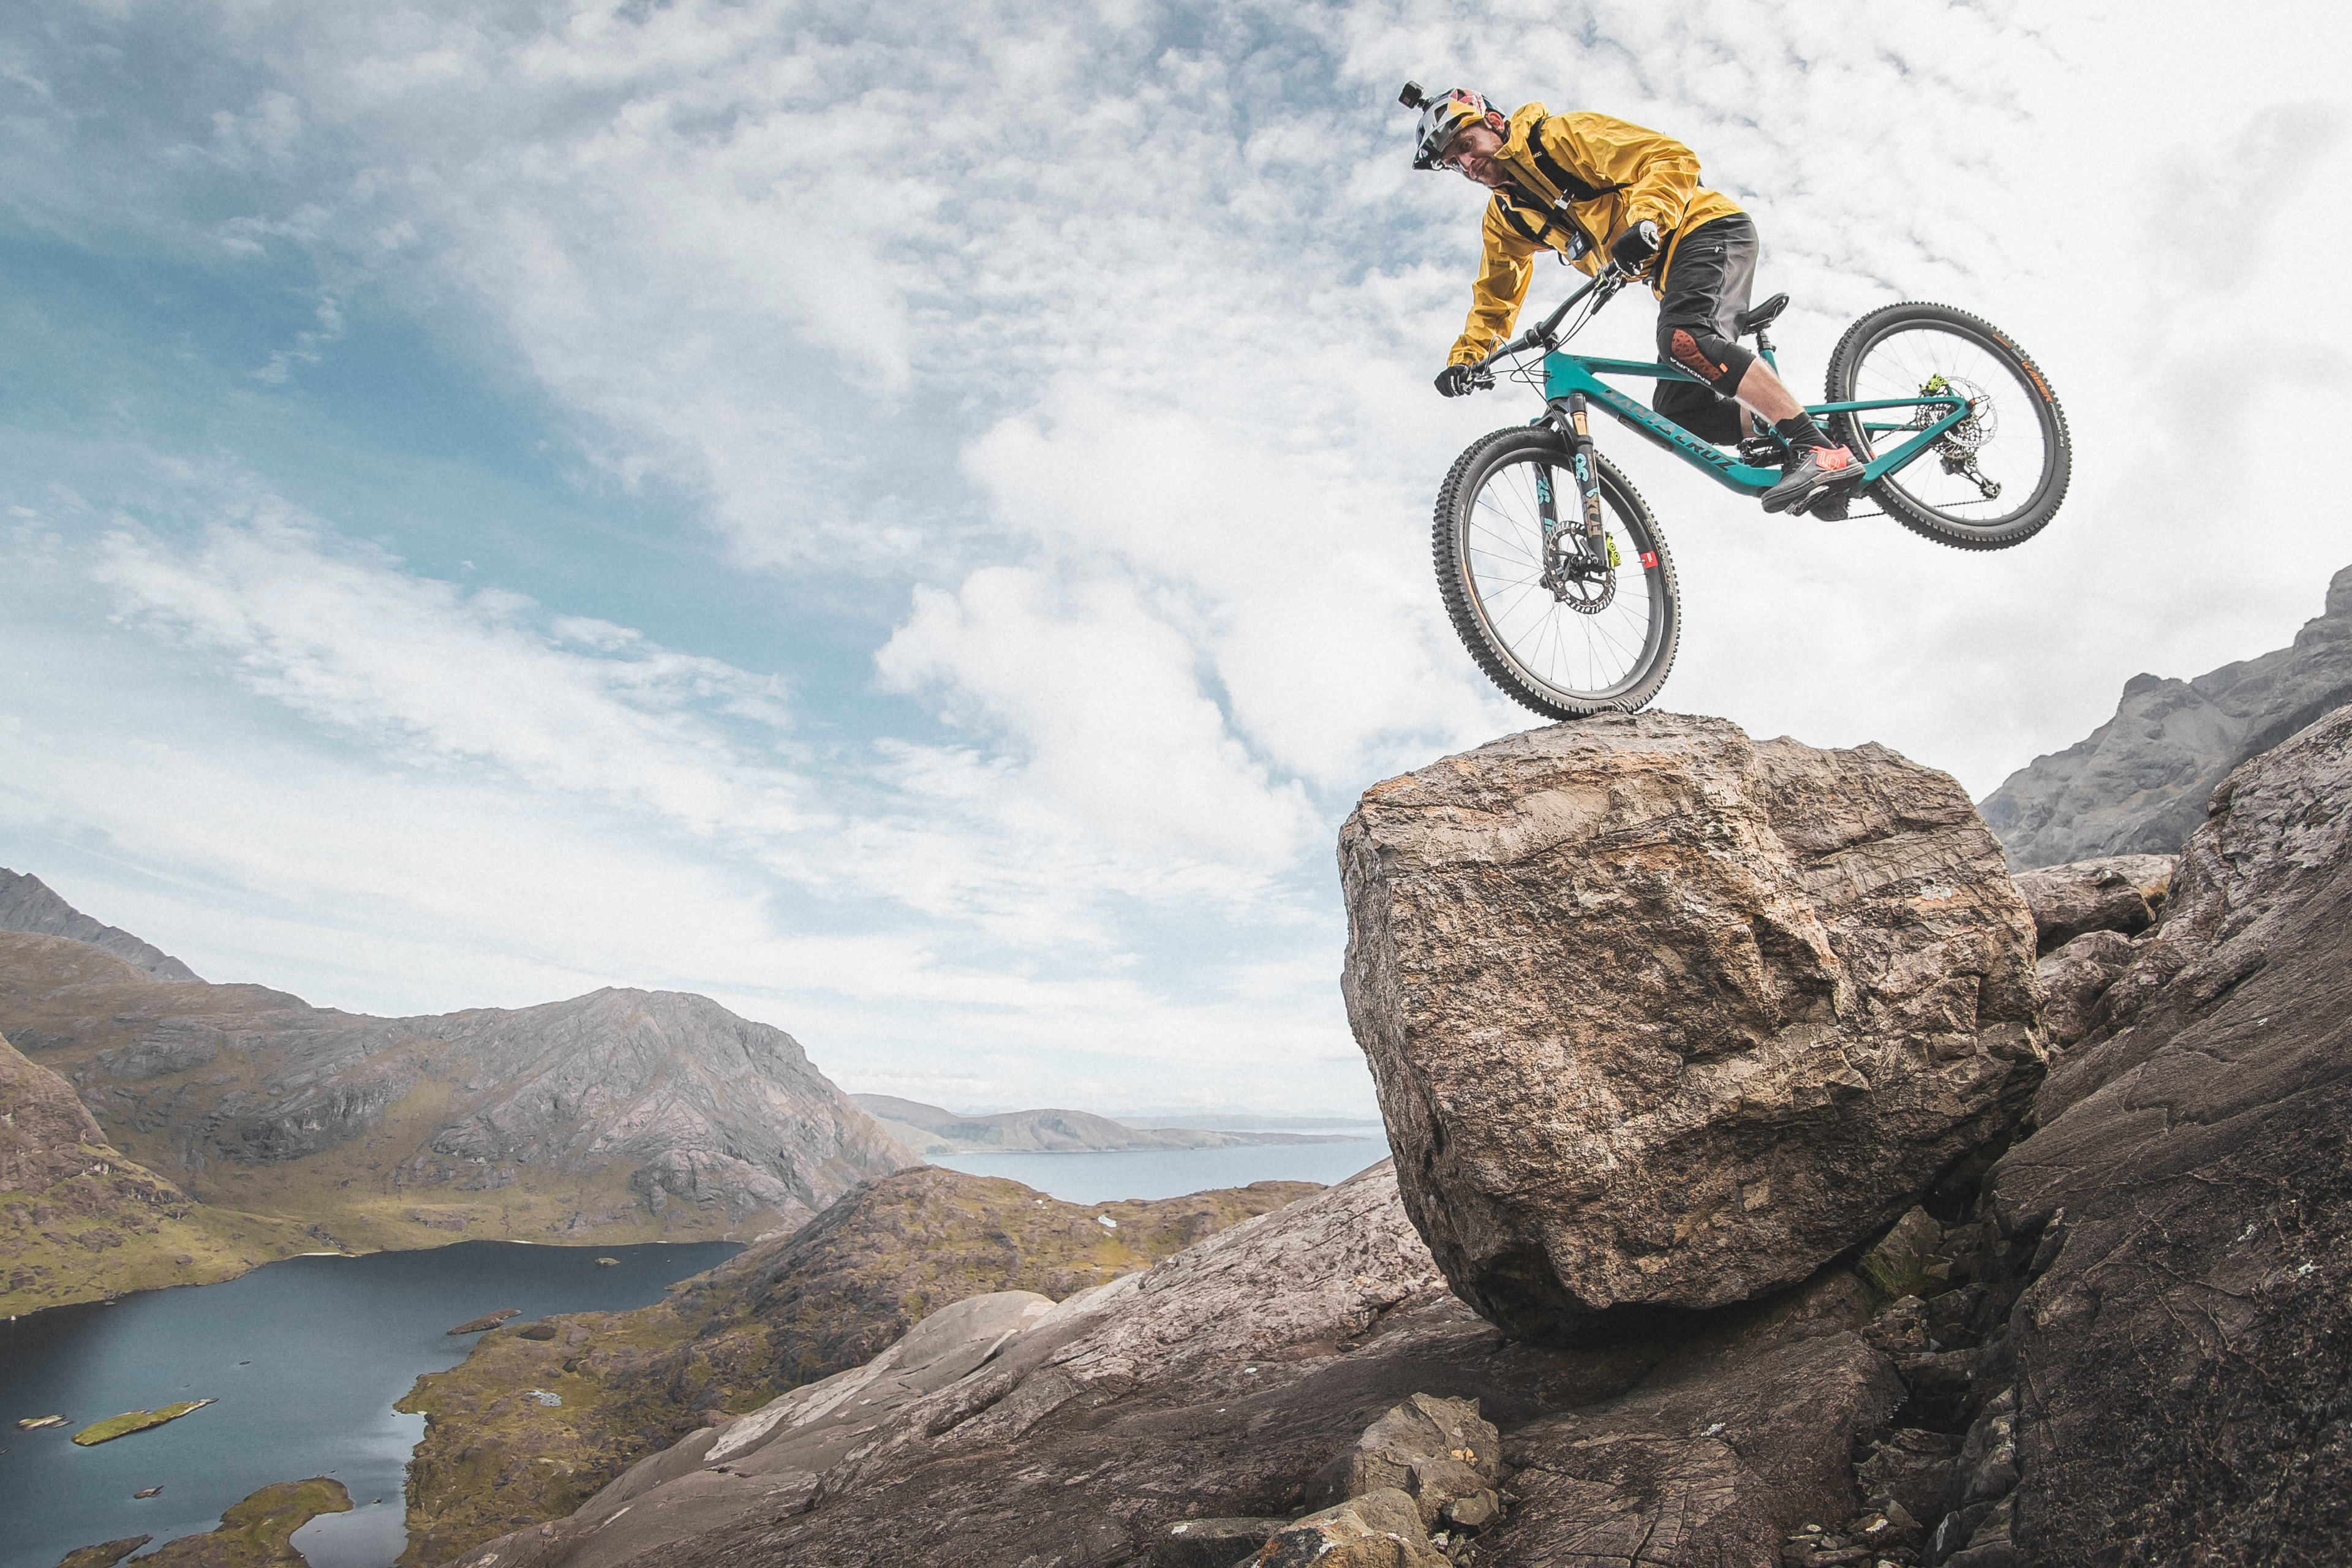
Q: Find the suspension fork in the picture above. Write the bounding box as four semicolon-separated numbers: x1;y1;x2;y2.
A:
1556;394;1607;564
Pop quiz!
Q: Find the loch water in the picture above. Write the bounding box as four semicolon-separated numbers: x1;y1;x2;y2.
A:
927;1128;1392;1204
0;1239;740;1568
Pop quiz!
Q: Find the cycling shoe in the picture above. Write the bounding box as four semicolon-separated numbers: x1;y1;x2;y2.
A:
1761;446;1865;514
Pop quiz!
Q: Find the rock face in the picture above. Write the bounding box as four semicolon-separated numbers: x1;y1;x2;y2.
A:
2010;853;2173;952
1477;1272;1901;1566
0;869;201;981
1978;562;2352;867
1338;714;2045;1341
2034;929;2138;1047
0;916;911;1251
394;1167;1321;1565
439;1164;1912;1568
1;1031;312;1314
1980;703;2352;1563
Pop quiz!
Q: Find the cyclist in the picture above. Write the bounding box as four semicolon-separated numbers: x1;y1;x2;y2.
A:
1406;84;1862;517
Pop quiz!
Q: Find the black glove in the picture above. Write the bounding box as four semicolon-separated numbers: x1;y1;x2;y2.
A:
1610;219;1661;271
1435;364;1477;398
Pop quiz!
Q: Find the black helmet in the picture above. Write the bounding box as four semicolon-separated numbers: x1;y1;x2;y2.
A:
1400;81;1495;170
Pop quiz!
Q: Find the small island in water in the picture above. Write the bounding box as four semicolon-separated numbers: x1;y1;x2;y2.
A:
72;1398;214;1445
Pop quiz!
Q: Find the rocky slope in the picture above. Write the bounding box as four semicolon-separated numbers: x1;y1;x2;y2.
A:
1;868;201;981
436;1161;1909;1568
1978;562;2352;867
0;885;913;1254
1973;701;2352;1563
392;1167;1322;1564
420;694;2352;1567
853;1094;1363;1155
1;1031;314;1315
1340;714;2043;1341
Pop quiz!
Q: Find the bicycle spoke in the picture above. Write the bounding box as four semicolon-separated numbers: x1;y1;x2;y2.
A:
1841;322;2052;527
1458;450;1664;703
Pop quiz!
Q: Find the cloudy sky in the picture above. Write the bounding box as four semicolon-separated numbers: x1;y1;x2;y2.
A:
2;1;2345;1117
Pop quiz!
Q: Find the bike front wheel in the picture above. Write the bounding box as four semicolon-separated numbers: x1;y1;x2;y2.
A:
1823;301;2070;550
1433;425;1681;719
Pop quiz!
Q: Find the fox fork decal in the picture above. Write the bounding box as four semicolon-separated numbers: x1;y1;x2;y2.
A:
1568;395;1606;551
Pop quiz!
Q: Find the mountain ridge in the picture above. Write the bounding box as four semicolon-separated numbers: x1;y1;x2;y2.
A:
0;868;202;981
1979;562;2352;867
0;875;916;1281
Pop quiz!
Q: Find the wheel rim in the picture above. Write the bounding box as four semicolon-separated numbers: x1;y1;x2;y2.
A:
1458;451;1667;704
1841;322;2057;529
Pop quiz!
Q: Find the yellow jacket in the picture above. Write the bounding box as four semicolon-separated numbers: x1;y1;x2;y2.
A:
1447;104;1746;366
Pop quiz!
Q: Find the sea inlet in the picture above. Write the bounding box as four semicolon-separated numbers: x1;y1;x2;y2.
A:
0;1238;741;1568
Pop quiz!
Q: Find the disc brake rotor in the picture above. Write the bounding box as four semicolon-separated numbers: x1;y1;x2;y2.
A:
1543;532;1616;614
1916;372;1996;451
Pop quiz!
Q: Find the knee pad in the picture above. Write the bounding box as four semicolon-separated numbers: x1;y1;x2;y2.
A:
1662;326;1754;396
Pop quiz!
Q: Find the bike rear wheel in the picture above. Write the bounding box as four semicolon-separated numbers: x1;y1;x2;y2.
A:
1823;302;2069;550
1434;425;1679;718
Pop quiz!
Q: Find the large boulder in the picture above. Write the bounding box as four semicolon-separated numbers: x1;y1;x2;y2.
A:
1978;562;2352;867
1338;714;2045;1341
1985;702;2352;1563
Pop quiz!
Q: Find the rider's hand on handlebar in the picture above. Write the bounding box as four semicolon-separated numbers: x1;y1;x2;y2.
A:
1435;363;1480;398
1609;219;1661;271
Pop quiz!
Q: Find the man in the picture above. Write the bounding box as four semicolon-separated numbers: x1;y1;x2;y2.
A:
1406;84;1861;516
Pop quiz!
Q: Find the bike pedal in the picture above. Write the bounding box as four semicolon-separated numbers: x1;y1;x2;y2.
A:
1804;490;1852;521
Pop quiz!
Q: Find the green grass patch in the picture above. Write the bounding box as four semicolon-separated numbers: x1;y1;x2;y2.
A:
72;1399;214;1445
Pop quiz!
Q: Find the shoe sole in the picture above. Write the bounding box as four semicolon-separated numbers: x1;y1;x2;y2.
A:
1760;470;1863;515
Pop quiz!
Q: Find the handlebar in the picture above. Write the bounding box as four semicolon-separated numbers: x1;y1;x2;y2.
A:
1468;263;1635;380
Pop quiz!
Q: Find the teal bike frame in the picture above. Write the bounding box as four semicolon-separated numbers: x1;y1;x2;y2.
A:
1480;266;1971;499
1543;353;1969;496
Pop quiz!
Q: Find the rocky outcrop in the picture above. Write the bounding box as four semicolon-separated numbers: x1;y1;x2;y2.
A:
0;913;912;1251
1479;1272;1901;1565
1978;563;2352;867
1;869;200;981
1;1031;312;1314
393;1167;1321;1564
851;1094;1363;1154
2010;853;2173;952
1338;714;2045;1341
2034;929;2138;1047
1973;703;2352;1564
435;1163;1929;1568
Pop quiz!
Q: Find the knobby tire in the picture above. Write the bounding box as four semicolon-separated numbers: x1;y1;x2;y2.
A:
1433;426;1681;720
1823;301;2071;551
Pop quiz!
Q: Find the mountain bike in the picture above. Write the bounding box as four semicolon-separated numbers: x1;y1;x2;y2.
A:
1434;264;2070;718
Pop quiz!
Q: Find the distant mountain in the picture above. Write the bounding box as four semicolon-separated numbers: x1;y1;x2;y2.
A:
0;876;915;1261
1980;563;2352;867
850;1094;1367;1155
1;1030;315;1314
1117;1112;1385;1131
0;869;201;981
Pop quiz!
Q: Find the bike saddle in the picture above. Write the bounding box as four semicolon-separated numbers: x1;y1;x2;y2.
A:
1735;293;1790;336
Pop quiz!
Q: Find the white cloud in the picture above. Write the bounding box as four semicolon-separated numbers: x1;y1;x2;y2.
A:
4;0;2350;1117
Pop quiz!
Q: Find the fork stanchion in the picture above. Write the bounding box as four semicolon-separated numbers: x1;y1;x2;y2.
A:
1564;393;1608;560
